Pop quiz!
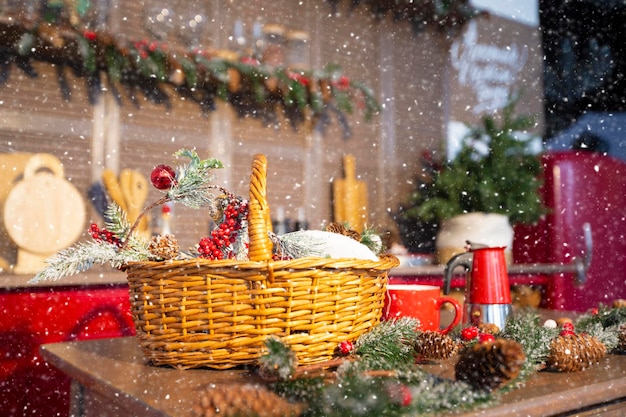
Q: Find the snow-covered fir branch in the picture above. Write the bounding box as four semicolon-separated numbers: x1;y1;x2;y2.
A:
30;240;152;283
168;148;224;209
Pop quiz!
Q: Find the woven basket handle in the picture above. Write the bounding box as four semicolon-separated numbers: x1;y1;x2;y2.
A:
248;154;273;261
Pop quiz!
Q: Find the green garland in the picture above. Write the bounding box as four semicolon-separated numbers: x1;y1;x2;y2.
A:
327;0;484;35
0;14;379;136
257;307;626;417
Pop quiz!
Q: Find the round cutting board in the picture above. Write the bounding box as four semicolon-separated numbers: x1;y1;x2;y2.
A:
4;171;86;255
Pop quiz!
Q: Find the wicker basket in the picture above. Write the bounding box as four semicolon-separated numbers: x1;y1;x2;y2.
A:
126;154;399;369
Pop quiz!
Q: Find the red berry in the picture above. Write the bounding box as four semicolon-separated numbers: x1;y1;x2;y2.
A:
338;340;354;355
399;384;412;407
461;326;480;341
560;329;576;337
151;164;177;190
478;333;496;343
561;322;574;332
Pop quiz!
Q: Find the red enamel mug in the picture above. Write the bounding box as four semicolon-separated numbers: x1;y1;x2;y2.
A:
382;284;462;334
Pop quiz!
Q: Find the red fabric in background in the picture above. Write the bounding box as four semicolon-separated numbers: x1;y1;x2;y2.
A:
0;285;134;416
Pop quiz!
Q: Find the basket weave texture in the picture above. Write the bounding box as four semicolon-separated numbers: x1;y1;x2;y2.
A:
126;154;399;369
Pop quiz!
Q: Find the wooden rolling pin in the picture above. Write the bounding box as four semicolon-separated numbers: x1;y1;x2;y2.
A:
332;154;368;233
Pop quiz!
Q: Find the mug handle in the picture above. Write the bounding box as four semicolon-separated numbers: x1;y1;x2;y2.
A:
436;296;462;335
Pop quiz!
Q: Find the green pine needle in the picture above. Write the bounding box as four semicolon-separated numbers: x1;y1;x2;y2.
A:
103;203;131;239
168;149;224;209
359;227;383;255
30;240;151;283
355;318;420;370
259;336;298;381
576;305;626;351
399;369;493;415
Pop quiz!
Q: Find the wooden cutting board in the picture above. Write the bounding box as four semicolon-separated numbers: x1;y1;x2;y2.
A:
332;154;368;233
3;154;86;274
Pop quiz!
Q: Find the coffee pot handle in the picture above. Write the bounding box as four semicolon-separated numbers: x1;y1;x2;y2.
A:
443;251;473;295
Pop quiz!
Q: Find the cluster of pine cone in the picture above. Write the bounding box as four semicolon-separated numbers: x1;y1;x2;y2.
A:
193;301;626;413
416;325;526;392
194;383;303;417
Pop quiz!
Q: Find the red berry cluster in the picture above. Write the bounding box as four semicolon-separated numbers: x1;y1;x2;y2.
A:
560;321;576;337
338;340;354;356
460;325;495;343
89;223;122;247
198;196;249;260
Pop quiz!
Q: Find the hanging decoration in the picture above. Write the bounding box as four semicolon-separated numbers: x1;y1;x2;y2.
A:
0;13;379;137
326;0;486;36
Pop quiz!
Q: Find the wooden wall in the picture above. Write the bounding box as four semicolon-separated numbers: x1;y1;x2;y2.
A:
0;0;543;264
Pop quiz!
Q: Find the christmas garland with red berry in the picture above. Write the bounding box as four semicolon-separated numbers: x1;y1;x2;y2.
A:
192;304;626;417
0;15;378;137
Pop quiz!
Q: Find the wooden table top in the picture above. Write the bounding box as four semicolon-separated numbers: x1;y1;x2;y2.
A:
41;337;626;417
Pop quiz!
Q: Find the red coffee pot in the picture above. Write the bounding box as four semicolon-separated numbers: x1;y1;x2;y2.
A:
443;244;512;330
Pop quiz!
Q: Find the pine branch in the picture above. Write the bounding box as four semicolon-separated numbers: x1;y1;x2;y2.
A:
264;319;496;416
258;337;298;381
271;230;378;261
576;305;626;351
168;148;224;209
30;240;152;283
355;317;420;370
103;202;131;238
359;227;384;255
401;370;493;415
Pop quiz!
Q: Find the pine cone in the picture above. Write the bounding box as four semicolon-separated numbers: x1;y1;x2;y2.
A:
194;383;303;417
546;333;607;372
478;322;500;335
325;222;361;241
148;234;180;259
455;339;526;391
415;330;458;360
613;299;626;309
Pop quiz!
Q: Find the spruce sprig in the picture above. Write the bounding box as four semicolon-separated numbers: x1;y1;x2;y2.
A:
575;305;626;351
168;148;224;208
355;317;420;370
30;240;152;282
399;369;493;415
259;337;298;381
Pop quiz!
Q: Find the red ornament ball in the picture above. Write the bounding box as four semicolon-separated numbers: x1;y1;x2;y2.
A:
338;340;354;356
151;164;177;190
461;326;480;341
561;322;575;332
560;329;576;338
478;333;496;343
